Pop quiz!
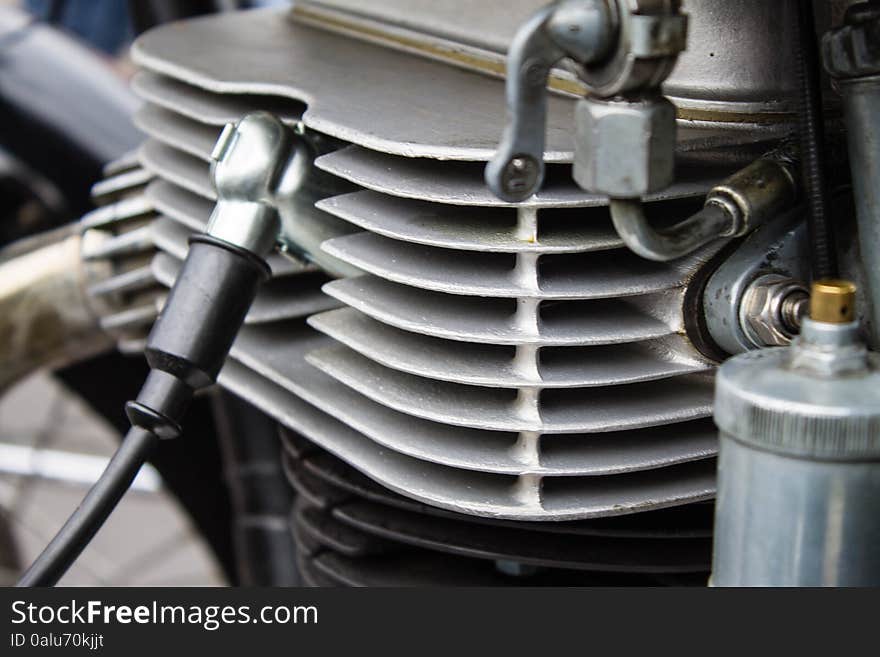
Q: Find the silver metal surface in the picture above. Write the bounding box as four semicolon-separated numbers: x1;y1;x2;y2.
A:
204;112;290;257
145;181;305;277
80;160;163;351
132;6;784;167
231;323;716;479
712;437;880;586
608;148;800;261
713;316;880;586
485;0;685;201
574;97;677;199
132;70;304;127
131;9;577;162
739;274;809;348
127;11;727;521
321;231;715;299
316;144;718;208
483;1;616;201
306;343;713;434
323;276;682;346
824;14;880;349
704;214;809;355
716;320;880;457
219;358;717;520
307;307;709;388
316;191;624;253
297;0;837;121
324;276;684;346
140;133;358;277
839;75;880;349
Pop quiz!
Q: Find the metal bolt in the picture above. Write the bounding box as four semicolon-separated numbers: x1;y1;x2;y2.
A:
781;291;810;334
502;156;540;197
740;274;810;348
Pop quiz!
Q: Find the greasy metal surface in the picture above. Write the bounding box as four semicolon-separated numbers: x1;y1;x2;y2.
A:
703;214;808;355
292;495;711;576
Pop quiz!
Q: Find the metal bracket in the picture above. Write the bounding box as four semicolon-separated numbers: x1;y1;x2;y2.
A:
485;0;687;203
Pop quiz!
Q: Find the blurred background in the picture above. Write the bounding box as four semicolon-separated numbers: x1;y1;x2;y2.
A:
0;0;288;586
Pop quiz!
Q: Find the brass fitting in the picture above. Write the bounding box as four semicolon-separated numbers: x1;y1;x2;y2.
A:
810;279;857;324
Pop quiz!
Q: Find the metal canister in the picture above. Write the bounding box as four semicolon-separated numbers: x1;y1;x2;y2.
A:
712;280;880;586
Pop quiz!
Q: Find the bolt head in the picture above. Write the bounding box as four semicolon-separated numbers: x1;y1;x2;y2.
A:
501;155;540;197
741;274;809;348
572;97;676;198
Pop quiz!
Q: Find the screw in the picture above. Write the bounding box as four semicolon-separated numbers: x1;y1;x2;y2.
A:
780;289;809;333
502;156;539;196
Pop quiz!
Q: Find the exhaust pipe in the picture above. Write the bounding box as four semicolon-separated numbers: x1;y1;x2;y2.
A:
0;227;114;392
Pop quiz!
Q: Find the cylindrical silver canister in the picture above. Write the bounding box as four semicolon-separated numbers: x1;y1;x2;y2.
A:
712;281;880;586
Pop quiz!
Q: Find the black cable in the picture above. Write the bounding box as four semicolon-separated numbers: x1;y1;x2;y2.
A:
17;113;286;588
794;0;838;280
17;427;159;587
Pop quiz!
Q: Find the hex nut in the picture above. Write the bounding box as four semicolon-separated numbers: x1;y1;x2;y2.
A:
572;96;676;198
740;274;809;348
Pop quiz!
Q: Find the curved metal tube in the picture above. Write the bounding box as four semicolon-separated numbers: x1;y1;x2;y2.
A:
609;199;735;262
609;151;800;262
0;230;112;392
